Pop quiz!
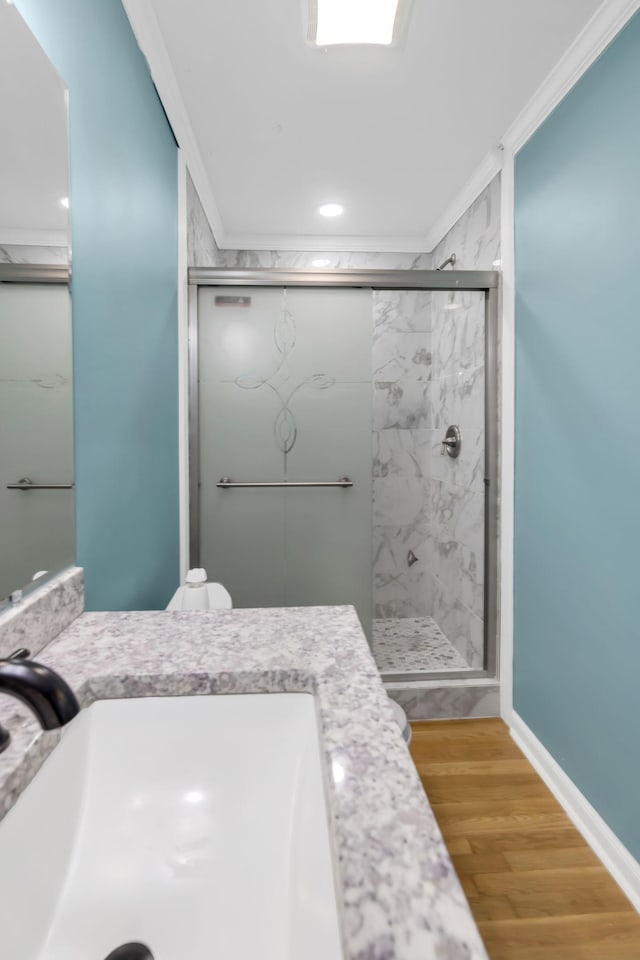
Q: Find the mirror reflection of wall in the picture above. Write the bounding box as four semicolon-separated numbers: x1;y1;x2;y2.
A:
0;2;74;605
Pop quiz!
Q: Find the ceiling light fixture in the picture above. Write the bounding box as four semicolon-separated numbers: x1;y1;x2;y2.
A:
309;0;401;46
318;203;343;217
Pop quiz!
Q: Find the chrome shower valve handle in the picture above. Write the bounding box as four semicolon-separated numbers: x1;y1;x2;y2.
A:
440;425;461;458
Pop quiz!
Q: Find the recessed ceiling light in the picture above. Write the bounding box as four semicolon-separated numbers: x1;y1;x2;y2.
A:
312;258;332;267
309;0;401;46
60;197;70;209
184;790;205;804
318;203;343;217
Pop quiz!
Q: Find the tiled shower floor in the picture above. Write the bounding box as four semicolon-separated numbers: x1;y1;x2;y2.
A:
372;617;468;675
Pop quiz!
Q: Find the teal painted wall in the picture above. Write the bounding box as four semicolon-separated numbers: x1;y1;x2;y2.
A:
16;0;180;610
514;13;640;858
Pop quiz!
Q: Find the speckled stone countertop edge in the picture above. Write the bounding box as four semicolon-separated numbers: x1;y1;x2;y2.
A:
0;605;489;960
0;566;84;660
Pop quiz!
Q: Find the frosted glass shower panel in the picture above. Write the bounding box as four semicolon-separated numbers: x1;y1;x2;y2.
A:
0;284;74;601
197;287;372;625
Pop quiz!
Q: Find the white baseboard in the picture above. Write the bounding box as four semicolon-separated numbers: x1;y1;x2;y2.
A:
510;712;640;911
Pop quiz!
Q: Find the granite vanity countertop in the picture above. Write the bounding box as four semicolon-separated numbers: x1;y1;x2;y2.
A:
0;606;489;960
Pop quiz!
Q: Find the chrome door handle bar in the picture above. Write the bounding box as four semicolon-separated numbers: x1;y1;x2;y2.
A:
216;477;353;489
7;477;74;491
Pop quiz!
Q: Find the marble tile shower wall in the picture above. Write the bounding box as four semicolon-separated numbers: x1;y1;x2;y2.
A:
428;176;501;668
372;290;433;620
0;245;69;265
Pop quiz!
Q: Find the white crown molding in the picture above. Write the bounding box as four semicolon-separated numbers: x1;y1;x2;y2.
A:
220;232;428;253
0;228;68;247
502;0;640;155
423;148;504;252
511;712;640;911
120;0;228;248
426;0;640;252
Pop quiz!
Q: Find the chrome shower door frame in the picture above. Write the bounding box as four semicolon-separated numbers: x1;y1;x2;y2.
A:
0;264;70;284
188;268;500;680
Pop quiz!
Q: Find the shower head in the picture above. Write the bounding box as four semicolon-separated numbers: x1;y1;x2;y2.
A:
436;253;456;271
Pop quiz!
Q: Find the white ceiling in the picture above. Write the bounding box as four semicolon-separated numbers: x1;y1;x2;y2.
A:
0;3;69;246
134;0;603;251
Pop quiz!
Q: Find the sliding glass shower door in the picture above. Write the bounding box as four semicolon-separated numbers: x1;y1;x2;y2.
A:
196;286;373;629
191;268;499;680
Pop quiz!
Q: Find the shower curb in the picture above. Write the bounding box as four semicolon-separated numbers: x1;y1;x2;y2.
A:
386;677;499;721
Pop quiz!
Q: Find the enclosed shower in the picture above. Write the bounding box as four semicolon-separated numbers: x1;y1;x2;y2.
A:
189;266;498;682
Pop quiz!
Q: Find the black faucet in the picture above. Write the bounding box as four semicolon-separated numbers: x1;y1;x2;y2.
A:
0;649;80;753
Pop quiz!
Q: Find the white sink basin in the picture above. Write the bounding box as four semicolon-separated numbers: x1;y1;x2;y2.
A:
0;693;343;960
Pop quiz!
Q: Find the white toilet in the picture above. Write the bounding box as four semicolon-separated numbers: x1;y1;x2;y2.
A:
168;570;411;743
166;568;232;611
390;699;412;745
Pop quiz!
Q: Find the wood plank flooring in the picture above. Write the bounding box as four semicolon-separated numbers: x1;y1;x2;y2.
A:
410;718;640;960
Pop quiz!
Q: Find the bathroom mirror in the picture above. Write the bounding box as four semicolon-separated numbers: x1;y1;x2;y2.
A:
0;3;74;605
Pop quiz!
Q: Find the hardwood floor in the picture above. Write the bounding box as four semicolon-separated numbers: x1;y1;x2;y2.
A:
410;718;640;960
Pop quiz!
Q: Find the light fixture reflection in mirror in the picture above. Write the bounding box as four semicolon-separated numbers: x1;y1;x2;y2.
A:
318;203;344;218
0;2;74;607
